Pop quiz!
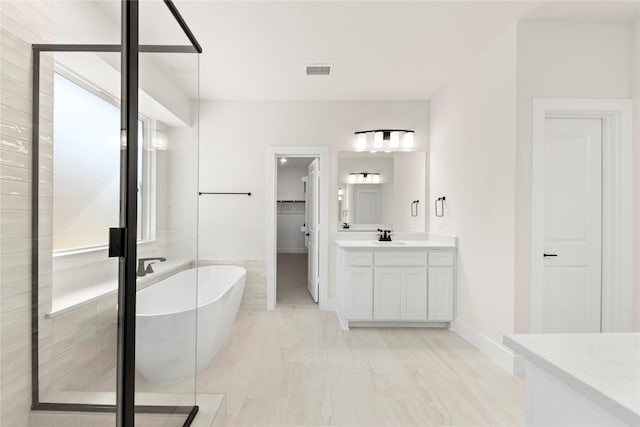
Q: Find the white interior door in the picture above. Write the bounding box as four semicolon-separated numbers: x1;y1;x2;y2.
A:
532;118;602;333
355;188;379;224
303;176;309;248
307;159;319;303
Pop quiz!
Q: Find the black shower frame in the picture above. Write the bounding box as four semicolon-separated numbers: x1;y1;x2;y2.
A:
30;1;201;426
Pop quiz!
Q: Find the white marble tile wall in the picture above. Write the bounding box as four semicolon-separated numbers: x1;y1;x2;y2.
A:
1;2;54;424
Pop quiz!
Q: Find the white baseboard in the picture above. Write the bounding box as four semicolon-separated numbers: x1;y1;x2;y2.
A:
449;319;521;375
513;354;525;375
322;298;336;311
334;308;349;330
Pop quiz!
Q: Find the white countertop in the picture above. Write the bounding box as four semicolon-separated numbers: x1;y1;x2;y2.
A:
504;333;640;426
335;239;456;249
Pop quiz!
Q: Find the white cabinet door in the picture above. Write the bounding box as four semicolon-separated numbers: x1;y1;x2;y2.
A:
401;267;428;320
346;267;373;320
374;267;401;320
428;267;454;321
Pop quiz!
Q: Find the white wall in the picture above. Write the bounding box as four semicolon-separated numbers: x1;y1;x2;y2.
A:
164;122;199;262
393;151;427;232
514;21;635;332
277;165;307;200
633;18;640;331
277;164;308;253
429;25;517;347
198;100;430;300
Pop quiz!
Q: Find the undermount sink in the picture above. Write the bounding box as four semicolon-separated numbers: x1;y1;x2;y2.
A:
372;241;407;246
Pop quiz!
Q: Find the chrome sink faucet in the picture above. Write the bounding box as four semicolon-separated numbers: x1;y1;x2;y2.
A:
137;257;167;277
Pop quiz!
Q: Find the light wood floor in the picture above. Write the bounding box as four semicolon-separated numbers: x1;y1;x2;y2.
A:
276;253;315;305
197;306;525;426
27;290;524;426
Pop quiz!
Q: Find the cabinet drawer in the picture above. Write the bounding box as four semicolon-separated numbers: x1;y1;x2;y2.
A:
428;251;454;266
346;252;373;266
375;252;427;266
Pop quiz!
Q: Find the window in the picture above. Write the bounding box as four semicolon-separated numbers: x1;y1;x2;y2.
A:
52;72;152;251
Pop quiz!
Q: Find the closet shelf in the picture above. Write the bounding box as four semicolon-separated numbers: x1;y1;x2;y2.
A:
277;199;306;214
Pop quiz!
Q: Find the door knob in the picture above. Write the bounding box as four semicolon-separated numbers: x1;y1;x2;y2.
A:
543;253;558;257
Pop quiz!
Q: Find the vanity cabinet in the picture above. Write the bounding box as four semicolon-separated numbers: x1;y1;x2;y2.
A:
427;267;454;321
341;246;455;325
373;266;428;320
373;267;402;319
345;266;373;320
401;267;429;320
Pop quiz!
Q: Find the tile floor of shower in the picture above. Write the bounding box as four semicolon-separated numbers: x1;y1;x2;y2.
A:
26;256;524;426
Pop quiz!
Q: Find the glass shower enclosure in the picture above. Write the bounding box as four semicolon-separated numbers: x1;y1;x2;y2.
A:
30;1;201;426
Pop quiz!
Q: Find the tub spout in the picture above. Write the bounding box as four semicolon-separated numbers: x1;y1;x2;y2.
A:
137;257;167;277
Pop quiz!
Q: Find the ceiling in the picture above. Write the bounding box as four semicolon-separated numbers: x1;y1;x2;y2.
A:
171;0;639;101
278;157;315;169
45;0;639;102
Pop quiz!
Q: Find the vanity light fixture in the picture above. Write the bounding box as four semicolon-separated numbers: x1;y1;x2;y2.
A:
403;131;414;148
390;131;400;149
349;171;380;184
354;129;414;152
374;132;383;150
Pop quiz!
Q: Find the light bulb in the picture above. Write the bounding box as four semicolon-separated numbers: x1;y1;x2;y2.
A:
403;131;414;148
390;131;400;148
356;133;366;150
374;131;383;149
280;157;287;164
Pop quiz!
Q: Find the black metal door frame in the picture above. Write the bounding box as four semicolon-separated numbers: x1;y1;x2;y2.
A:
30;1;202;426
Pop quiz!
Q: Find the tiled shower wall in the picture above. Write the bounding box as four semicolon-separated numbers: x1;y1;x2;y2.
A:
1;1;53;424
2;3;120;424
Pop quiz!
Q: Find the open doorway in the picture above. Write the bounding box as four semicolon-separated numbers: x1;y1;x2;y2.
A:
276;156;318;305
266;146;329;310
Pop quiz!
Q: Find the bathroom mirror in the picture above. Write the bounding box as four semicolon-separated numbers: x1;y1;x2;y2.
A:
337;151;426;232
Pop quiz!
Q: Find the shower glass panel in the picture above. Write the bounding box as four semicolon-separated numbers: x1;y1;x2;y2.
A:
30;1;201;426
35;50;120;425
134;2;200;426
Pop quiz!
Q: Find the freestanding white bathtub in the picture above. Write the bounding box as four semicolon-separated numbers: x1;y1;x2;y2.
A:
135;265;246;383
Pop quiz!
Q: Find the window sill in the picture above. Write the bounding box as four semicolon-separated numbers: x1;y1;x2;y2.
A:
52;240;159;270
47;259;191;318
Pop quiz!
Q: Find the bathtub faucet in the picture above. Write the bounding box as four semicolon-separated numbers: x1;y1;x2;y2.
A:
137;257;167;277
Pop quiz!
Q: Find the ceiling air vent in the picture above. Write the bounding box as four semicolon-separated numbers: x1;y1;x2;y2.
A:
305;64;332;76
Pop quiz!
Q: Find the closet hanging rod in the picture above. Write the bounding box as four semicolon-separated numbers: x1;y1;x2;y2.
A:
199;192;252;196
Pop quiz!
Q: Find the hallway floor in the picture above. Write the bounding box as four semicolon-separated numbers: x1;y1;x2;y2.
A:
197;306;525;426
276;253;315;305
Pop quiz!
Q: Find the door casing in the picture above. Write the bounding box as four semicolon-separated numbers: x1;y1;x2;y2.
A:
530;99;633;333
266;146;330;310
